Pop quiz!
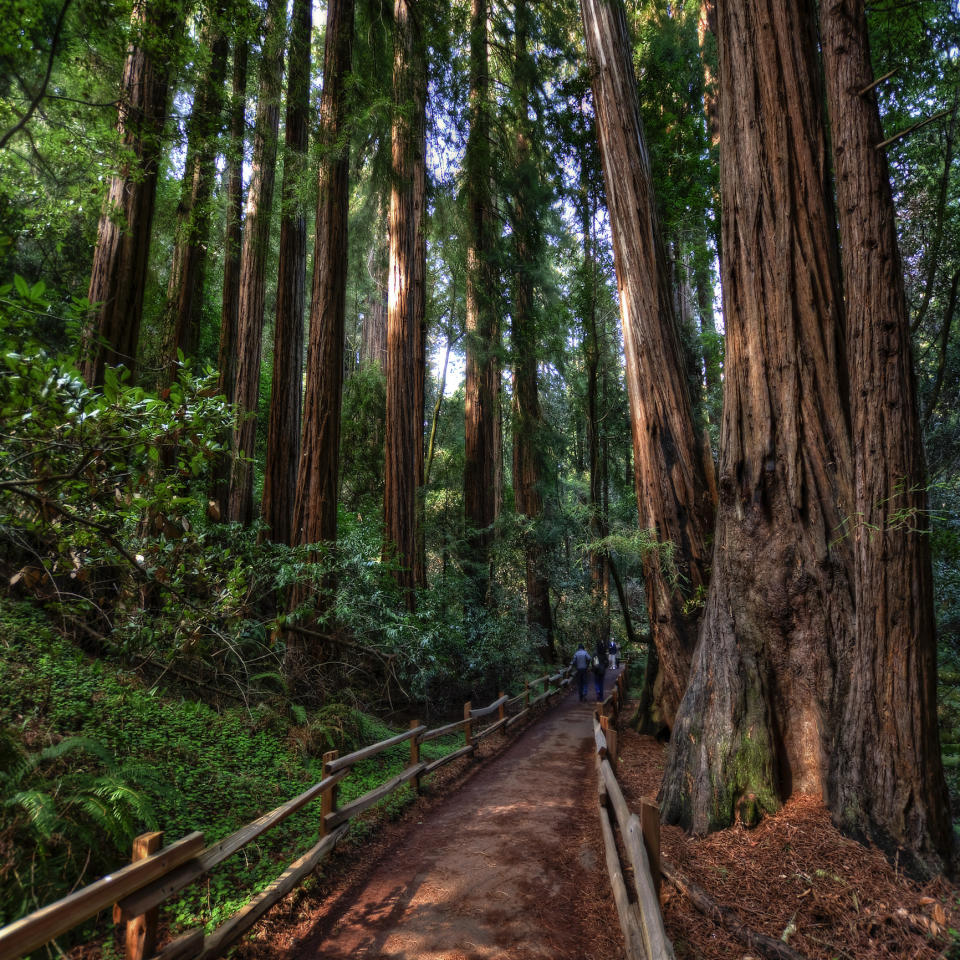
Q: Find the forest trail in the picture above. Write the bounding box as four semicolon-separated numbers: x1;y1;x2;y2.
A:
290;675;621;960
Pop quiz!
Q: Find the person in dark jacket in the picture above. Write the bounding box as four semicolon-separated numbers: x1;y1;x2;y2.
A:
571;643;592;701
593;642;609;701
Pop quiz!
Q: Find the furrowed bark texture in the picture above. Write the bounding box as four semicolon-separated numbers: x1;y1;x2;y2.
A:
580;0;714;727
660;0;855;832
163;5;228;381
286;0;353;689
228;0;285;524
463;0;499;601
821;0;953;872
83;0;180;386
510;0;553;657
383;0;426;607
212;34;248;518
262;0;311;546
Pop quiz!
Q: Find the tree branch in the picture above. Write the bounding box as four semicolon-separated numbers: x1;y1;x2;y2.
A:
0;0;74;151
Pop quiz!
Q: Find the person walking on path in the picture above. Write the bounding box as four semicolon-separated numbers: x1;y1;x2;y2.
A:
571;643;592;701
593;642;609;701
608;636;618;670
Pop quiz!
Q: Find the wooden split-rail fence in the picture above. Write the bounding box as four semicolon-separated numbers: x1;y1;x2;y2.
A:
595;671;676;960
0;670;573;960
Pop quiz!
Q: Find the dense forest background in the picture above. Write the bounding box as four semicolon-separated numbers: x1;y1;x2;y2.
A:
1;0;959;940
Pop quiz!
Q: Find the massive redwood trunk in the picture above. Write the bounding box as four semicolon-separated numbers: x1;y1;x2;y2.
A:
162;4;228;382
821;0;953;872
509;0;554;657
83;0;180;386
212;34;248;518
285;0;353;688
382;0;426;607
660;0;855;832
227;0;285;524
580;0;714;727
463;0;499;603
262;0;311;545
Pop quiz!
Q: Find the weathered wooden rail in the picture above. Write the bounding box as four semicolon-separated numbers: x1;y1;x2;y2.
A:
0;670;572;960
595;668;675;960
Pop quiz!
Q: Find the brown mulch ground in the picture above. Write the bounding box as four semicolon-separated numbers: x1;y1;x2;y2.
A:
616;725;960;960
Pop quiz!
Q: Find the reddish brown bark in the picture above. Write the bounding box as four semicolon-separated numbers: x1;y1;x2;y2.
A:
463;0;499;602
83;0;180;387
580;0;714;727
661;0;855;832
510;0;553;657
212;34;248;518
262;0;311;546
291;0;353;554
382;0;426;608
162;4;228;382
227;0;285;525
285;0;354;689
821;0;953;872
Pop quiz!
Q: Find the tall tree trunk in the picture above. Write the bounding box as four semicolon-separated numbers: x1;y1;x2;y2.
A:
361;210;389;369
227;0;285;525
212;33;248;519
660;0;855;833
580;0;714;728
412;98;428;590
510;0;553;658
463;0;498;603
821;0;953;873
83;0;180;387
162;3;228;382
263;0;311;545
382;0;426;608
286;0;354;688
582;174;609;649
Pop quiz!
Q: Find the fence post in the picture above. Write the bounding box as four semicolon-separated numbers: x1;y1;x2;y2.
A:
119;831;162;960
498;691;506;724
640;798;662;896
524;681;530;708
600;714;617;764
410;719;421;794
321;750;339;837
464;701;472;748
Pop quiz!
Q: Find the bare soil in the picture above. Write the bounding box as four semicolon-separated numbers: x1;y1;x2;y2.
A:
280;689;620;959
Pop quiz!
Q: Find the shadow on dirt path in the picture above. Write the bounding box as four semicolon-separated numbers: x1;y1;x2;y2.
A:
292;677;623;960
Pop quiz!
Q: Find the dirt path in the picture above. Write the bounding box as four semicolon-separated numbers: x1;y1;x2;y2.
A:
292;681;622;960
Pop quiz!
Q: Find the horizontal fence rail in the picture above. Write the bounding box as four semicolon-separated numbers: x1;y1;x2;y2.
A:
0;668;574;960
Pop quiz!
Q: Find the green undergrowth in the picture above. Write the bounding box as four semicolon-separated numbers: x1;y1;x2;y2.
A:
0;601;473;945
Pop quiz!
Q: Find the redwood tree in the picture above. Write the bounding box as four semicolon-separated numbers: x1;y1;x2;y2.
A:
287;0;354;682
660;0;855;832
463;0;499;602
212;32;248;518
821;0;953;870
382;0;426;607
162;2;228;381
580;0;714;727
262;0;311;545
227;0;285;524
83;0;181;386
509;0;553;657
